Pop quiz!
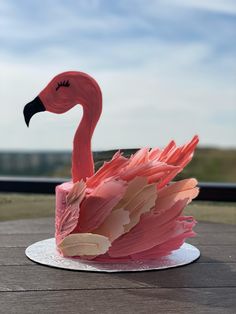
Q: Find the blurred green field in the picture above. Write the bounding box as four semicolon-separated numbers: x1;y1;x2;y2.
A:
0;193;55;221
177;147;236;182
0;193;235;224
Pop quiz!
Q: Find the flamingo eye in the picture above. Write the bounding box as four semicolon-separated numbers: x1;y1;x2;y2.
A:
56;80;70;91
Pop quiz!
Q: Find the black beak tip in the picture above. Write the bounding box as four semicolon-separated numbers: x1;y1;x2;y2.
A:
23;96;46;127
23;106;30;127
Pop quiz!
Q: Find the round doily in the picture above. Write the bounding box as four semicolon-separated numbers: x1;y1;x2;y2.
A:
25;238;200;272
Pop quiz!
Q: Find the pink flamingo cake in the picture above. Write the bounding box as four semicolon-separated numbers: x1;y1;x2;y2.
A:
24;71;199;262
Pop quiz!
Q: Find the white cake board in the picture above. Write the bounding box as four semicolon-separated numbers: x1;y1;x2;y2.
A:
25;238;200;272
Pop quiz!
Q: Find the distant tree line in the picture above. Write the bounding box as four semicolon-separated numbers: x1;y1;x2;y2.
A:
0;148;235;182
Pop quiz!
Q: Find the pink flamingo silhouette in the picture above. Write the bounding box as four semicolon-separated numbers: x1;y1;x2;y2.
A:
24;71;199;261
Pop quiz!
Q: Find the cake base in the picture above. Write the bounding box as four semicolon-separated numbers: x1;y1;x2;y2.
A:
25;238;200;272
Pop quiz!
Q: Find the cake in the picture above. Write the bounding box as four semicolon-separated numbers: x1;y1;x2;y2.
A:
24;71;199;262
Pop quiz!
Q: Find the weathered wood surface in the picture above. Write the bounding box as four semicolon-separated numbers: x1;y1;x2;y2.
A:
0;218;236;313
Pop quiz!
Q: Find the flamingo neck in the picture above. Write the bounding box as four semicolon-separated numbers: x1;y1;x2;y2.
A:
72;102;101;183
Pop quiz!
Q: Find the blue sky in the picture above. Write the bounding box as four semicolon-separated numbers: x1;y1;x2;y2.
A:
0;0;235;151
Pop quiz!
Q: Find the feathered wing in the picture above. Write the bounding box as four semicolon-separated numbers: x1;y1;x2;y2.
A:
74;178;127;233
55;181;86;244
131;220;196;260
107;176;199;259
131;180;198;260
115;176;148;208
93;208;130;242
93;177;157;242
154;178;199;213
58;233;111;257
66;180;86;204
86;151;128;189
108;199;189;258
122;183;157;232
55;136;199;260
156;135;199;188
85;136;198;189
107;177;198;259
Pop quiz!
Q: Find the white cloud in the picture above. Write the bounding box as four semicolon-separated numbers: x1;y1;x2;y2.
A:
0;0;235;151
169;0;236;15
1;38;235;151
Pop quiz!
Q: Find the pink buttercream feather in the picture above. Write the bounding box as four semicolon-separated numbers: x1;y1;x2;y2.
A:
115;176;148;208
131;225;196;260
154;179;199;214
122;183;157;232
108;199;189;257
86;151;128;189
74;178;127;233
94;208;130;242
55;181;86;244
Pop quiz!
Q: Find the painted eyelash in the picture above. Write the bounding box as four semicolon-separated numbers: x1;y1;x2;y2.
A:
56;80;70;91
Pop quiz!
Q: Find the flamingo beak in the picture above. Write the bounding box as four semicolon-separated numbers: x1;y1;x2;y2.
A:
23;96;46;127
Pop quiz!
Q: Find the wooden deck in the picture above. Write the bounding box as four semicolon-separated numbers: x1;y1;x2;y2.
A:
0;218;236;313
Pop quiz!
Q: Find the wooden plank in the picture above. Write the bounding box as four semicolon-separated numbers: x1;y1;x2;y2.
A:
195;222;236;233
188;233;236;246
0;248;34;266
0;265;149;292
0;219;235;313
1;245;236;266
0;218;54;234
0;234;53;248
1;263;236;292
0;288;236;314
197;246;236;263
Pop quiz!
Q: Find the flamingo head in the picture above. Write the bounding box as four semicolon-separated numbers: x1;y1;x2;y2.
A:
23;71;102;127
